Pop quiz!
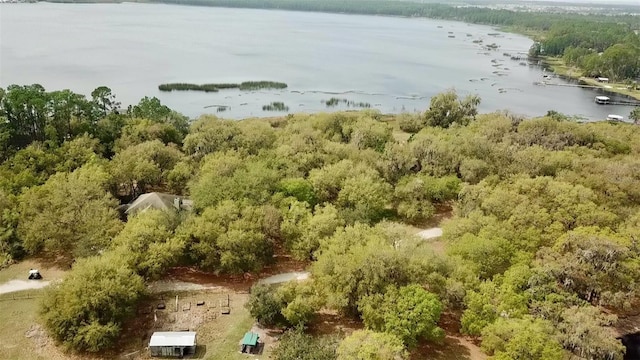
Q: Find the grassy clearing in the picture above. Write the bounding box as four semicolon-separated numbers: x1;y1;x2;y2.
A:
0;295;44;360
199;297;261;360
0;260;71;360
179;291;274;360
0;258;66;284
0;292;66;360
543;57;582;78
498;26;545;41
118;289;270;360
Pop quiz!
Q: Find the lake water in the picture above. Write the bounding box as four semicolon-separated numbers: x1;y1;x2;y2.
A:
0;3;634;120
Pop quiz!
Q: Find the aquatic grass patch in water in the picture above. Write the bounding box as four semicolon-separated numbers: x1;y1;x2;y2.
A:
262;102;289;111
159;81;287;92
158;83;220;92
324;97;371;108
239;81;287;90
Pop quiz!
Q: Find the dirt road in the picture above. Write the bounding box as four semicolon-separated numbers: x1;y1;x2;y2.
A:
0;280;50;295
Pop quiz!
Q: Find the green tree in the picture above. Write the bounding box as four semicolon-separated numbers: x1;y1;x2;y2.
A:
183;116;276;158
273;329;338;360
308;160;379;203
345;117;392;152
115;118;184;150
312;224;412;315
557;306;625;360
109;140;183;198
54;135;103;173
336;330;407;360
1;84;49;148
247;284;286;327
539;227;639;307
630;107;640;125
278;281;323;327
359;285;444;348
281;201;343;260
94;113;126;156
189;153;280;210
166;160;195;195
481;317;564;360
460;276;530;336
378;142;416;184
40;253;145;352
337;174;392;223
127;96;189;136
397;112;423;133
111;210;185;279
91;86;120;118
18;164;122;260
452;176;618;252
0;142;61;193
47;89;95;144
278;178;317;206
448;233;515;280
394;174;460;224
424;90;480;128
0;190;20;266
180;201;274;273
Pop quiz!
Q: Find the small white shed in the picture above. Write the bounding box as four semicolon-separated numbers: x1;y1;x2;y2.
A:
149;331;197;357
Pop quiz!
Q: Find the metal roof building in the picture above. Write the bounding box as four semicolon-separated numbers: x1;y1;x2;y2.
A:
149;331;197;358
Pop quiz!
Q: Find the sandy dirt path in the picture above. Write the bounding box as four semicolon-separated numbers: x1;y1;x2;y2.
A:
0;280;50;295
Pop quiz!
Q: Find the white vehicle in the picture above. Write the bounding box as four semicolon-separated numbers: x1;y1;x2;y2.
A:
28;269;42;280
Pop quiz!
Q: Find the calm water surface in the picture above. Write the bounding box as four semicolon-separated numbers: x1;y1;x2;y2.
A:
0;3;634;120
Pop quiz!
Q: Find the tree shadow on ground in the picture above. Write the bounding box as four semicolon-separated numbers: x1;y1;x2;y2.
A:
411;336;472;360
306;311;363;336
193;344;207;358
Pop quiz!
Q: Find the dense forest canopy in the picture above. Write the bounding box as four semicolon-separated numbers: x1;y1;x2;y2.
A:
2;83;640;359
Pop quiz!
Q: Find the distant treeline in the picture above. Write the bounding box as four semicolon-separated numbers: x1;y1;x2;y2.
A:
159;81;288;92
144;0;640;29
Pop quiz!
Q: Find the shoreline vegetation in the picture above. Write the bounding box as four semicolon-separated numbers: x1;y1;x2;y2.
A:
324;97;371;108
541;57;640;101
159;81;288;92
262;101;289;111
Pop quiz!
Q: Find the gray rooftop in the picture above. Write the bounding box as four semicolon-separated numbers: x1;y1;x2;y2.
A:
149;332;197;347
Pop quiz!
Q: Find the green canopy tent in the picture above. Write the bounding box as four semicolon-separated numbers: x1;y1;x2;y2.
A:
240;332;260;354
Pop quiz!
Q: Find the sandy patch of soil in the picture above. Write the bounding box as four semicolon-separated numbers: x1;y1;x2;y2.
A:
416;228;443;240
257;272;310;286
